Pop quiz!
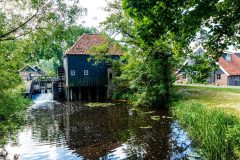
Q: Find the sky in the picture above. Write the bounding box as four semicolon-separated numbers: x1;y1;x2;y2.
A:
79;0;109;29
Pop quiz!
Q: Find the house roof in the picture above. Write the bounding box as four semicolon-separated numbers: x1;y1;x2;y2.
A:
34;65;46;75
18;64;46;75
218;53;240;76
19;64;37;72
65;34;123;56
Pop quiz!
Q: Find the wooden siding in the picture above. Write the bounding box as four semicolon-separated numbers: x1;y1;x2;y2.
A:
228;76;240;86
64;55;119;87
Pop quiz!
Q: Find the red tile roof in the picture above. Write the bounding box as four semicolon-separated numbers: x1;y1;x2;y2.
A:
219;53;240;75
65;34;123;56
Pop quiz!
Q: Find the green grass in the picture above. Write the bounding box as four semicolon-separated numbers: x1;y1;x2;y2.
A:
172;86;240;159
173;86;240;115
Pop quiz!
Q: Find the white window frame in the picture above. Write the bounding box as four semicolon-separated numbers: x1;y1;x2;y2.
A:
84;70;89;76
70;70;76;76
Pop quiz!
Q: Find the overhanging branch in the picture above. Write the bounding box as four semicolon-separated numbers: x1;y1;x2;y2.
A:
0;9;39;40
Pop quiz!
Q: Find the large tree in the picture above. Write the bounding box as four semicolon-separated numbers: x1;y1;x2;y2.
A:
103;0;240;106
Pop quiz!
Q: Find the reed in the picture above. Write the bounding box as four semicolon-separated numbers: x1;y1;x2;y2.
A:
172;102;240;159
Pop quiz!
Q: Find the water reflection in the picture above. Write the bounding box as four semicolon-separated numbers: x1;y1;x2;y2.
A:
4;94;197;160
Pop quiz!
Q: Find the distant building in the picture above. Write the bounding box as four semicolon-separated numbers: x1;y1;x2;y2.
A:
175;45;205;83
19;64;46;81
63;34;123;101
210;53;240;86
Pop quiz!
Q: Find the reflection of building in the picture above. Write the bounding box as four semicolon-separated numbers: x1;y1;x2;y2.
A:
61;104;129;159
19;64;46;81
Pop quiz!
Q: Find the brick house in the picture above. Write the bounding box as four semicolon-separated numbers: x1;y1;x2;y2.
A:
210;53;240;86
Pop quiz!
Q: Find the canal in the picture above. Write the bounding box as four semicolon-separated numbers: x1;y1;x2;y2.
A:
3;94;199;159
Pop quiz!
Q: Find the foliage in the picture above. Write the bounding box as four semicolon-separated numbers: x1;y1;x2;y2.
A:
172;102;240;159
120;51;173;106
26;25;96;65
186;54;216;83
26;25;96;74
0;0;86;41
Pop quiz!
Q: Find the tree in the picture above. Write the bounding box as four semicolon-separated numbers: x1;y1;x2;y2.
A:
102;0;240;106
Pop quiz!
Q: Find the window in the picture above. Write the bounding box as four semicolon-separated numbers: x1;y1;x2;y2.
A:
183;74;187;79
217;74;221;80
70;70;75;76
84;70;89;76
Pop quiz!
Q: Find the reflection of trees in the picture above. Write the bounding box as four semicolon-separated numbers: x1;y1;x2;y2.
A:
29;102;65;144
29;102;173;159
124;108;172;160
60;103;130;159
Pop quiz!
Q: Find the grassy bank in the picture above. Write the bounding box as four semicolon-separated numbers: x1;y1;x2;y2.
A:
172;85;240;159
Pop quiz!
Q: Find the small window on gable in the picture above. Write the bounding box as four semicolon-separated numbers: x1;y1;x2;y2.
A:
217;74;221;80
70;70;75;76
84;70;89;76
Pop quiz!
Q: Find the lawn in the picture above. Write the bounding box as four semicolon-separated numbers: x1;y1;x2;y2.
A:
174;85;240;115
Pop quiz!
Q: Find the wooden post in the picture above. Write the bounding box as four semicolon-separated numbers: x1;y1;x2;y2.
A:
78;87;81;101
66;87;70;101
96;86;99;101
88;86;91;101
70;88;73;101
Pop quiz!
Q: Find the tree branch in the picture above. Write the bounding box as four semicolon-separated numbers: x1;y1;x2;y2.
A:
0;9;39;40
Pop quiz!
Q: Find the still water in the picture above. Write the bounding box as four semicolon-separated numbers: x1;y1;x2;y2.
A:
4;94;198;160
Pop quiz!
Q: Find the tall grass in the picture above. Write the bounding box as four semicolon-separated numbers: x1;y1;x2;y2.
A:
172;102;240;159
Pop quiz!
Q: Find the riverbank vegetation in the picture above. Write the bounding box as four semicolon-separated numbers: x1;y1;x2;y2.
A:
172;85;240;159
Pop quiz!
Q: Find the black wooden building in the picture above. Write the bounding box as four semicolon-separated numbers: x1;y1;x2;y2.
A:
63;34;123;101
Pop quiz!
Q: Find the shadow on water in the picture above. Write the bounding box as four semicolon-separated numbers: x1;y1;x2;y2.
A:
3;94;199;160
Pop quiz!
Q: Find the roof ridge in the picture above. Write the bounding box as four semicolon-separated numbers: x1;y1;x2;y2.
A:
18;64;37;72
